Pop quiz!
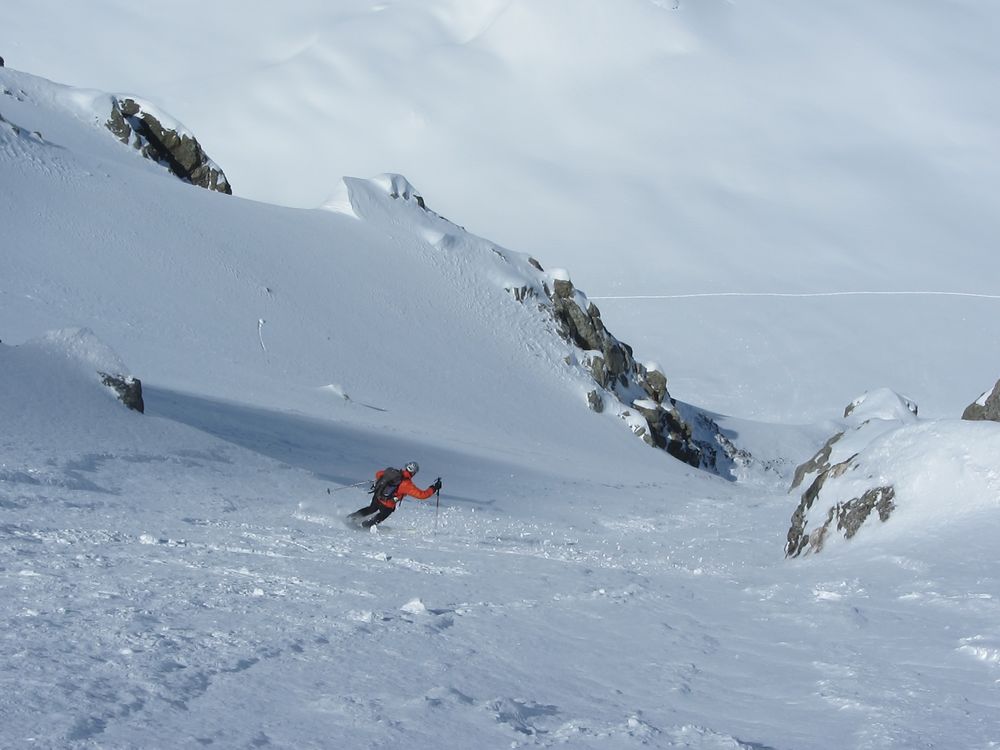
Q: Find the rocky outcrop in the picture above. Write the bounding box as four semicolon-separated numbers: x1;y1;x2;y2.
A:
791;388;917;497
962;379;1000;422
509;265;748;473
787;468;895;557
107;97;231;194
547;272;701;466
100;372;145;413
785;389;915;557
330;174;742;477
789;432;843;491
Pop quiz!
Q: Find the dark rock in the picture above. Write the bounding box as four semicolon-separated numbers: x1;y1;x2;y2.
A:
836;485;895;539
962;379;1000;421
552;278;575;300
585;354;608;388
640;367;668;404
507;285;534;303
790;432;843;491
106;97;231;194
587;389;604;413
548;273;721;470
100;372;145;413
796;484;896;556
507;267;734;474
785;455;859;557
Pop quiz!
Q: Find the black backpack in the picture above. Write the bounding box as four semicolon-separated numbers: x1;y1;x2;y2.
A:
370;467;404;503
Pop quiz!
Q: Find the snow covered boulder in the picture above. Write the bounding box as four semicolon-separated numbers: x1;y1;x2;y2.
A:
107;96;231;194
962;378;1000;422
786;389;918;557
844;388;918;420
791;388;919;494
31;328;145;413
787;420;1000;557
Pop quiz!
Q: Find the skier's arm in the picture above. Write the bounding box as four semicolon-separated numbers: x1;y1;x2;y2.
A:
400;479;435;500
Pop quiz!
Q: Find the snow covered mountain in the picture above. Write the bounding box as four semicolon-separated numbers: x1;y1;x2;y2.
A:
3;6;1000;748
5;0;1000;421
0;65;730;476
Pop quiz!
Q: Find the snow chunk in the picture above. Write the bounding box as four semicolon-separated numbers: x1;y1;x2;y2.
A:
958;635;1000;664
319;383;350;400
400;597;427;614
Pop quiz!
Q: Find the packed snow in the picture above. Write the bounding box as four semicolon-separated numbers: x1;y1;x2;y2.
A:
3;5;1000;748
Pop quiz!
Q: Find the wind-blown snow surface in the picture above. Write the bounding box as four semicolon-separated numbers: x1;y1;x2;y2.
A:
5;0;1000;420
3;65;1000;750
3;335;999;749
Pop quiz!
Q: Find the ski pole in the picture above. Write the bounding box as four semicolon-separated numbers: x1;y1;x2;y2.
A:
327;480;370;494
434;488;441;532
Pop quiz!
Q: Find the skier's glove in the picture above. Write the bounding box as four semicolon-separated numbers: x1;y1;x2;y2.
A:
431;478;442;492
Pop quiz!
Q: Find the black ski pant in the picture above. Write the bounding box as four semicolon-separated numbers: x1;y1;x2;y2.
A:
350;498;395;527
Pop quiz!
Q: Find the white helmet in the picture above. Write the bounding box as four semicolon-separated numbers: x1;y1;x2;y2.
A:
404;461;419;475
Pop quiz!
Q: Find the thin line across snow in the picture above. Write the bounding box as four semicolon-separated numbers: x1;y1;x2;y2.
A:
589;291;1000;301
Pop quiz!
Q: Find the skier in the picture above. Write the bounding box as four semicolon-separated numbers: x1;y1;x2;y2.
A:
349;461;441;528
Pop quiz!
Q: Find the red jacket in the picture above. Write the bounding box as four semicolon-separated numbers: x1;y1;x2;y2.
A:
375;469;435;509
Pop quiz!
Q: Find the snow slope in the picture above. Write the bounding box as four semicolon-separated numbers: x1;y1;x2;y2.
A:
1;67;666;473
5;0;1000;419
3;44;1000;750
3;325;999;749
